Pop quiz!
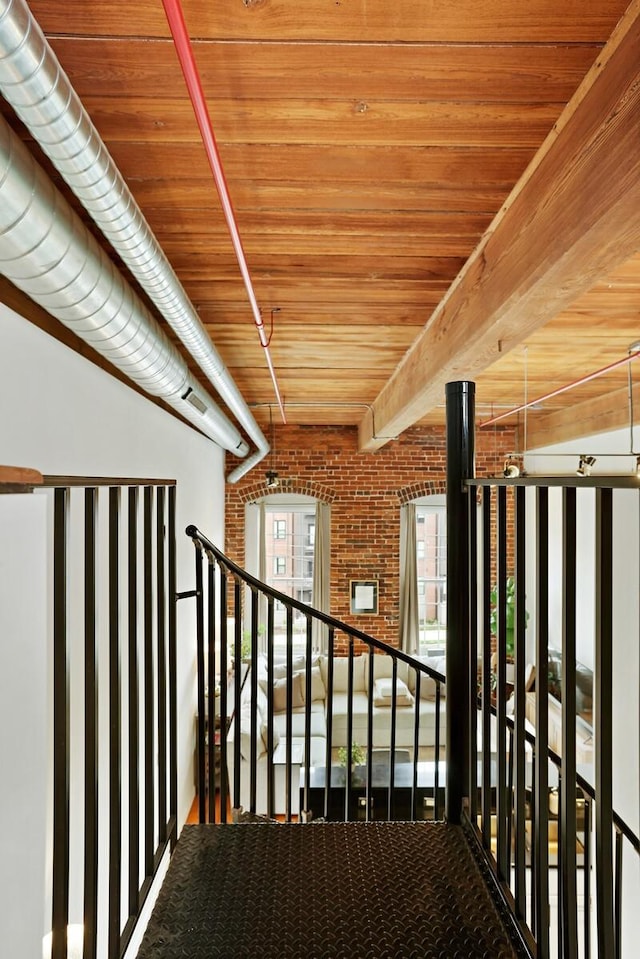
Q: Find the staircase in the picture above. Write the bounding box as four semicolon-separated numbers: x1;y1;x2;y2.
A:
137;821;526;958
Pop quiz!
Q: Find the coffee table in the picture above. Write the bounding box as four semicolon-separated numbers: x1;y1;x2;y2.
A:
300;759;446;822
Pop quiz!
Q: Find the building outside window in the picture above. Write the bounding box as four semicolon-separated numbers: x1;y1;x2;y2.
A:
265;505;316;646
416;500;446;651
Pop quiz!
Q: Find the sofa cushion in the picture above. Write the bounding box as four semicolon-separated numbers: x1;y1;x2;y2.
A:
238;703;268;761
319;653;367;692
408;655;447;700
372;676;413;707
365;653;409;690
272;672;305;712
274;706;326;740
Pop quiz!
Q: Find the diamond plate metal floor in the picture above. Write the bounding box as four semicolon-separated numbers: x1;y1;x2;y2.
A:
137;822;523;958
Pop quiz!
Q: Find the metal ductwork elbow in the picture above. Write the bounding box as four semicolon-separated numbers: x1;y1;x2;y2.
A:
0;0;268;476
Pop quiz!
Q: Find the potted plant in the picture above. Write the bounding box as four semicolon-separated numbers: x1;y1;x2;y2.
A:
338;743;366;783
490;576;529;683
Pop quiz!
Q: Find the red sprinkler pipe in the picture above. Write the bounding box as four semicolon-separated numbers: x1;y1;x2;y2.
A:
161;0;287;423
479;351;640;428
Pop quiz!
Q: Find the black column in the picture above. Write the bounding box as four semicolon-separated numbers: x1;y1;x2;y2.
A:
445;380;475;824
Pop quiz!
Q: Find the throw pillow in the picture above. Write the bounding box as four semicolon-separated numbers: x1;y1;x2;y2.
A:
372;676;414;707
272;672;305;712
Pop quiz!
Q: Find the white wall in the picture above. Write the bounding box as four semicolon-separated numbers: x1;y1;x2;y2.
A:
0;304;227;955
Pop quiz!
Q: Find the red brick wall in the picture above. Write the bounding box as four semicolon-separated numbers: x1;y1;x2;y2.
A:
225;424;515;653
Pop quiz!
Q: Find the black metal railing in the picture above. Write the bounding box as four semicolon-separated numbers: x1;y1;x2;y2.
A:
465;474;640;959
43;476;178;959
186;525;446;825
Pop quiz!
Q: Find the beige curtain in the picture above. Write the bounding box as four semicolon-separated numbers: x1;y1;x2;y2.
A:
312;501;331;652
399;503;419;654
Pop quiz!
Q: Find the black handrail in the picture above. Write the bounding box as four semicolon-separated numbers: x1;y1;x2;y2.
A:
186;525;446;685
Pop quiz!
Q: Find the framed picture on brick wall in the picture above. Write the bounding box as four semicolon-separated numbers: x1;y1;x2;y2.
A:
350;580;378;615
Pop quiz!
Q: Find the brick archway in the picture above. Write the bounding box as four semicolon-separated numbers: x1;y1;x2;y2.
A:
396;479;446;505
237;476;337;506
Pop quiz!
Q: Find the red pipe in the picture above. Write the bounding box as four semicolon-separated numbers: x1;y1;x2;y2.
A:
161;0;287;423
479;351;640;428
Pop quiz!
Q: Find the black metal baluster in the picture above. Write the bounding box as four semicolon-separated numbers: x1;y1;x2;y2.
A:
324;630;335;821
194;537;206;823
108;487;122;959
583;795;591;959
481;486;492;849
143;487;156;858
219;570;229;823
561;487;578;959
614;828;623;959
125;488;139;926
514;484;527;921
167;486;178;846
83;488;99;959
535;485;550;959
302;615;313;820
249;588;259;813
434;682;441;821
233;584;243;813
496;484;509;881
156;486;167;843
285;604;293;822
266;598;275;820
595;487;615;959
346;638;354;822
51;487;69;959
412;671;421;821
207;552;216;822
468;488;478;825
388;657;398;821
366;652;374;822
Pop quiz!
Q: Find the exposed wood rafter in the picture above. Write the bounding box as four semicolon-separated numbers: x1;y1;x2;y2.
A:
360;0;640;451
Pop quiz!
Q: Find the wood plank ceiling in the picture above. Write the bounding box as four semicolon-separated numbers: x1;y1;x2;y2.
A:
2;0;640;459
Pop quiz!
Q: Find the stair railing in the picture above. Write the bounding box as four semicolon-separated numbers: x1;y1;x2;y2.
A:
446;379;640;959
41;476;178;959
185;525;446;825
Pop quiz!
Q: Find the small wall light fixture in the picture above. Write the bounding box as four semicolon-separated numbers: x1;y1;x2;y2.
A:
576;454;596;477
265;469;279;489
503;456;520;478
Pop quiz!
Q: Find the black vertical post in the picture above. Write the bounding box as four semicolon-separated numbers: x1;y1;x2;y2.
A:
52;487;70;959
143;487;155;870
446;380;475;823
84;488;99;959
561;487;578;959
595;487;614;959
127;487;140;916
167;486;178;847
108;487;122;959
156;487;167;842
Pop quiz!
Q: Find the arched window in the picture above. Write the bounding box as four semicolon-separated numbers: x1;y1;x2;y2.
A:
245;493;330;653
399;494;446;654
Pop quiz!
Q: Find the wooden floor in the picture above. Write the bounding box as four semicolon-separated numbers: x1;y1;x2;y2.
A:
137;821;526;958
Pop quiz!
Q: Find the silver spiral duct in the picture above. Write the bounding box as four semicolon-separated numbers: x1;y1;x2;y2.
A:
0;0;269;480
0;113;249;456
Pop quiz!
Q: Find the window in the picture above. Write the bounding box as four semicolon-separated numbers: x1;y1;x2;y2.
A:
307;522;315;547
274;556;286;575
416;498;447;651
265;503;317;648
273;519;286;539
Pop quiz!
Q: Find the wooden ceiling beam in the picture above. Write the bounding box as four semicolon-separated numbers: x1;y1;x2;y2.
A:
360;0;640;451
